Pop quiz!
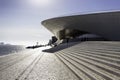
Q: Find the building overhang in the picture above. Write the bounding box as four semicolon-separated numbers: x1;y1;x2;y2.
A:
42;11;120;40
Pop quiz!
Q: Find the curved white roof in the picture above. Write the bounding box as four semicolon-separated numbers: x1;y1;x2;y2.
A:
42;11;120;40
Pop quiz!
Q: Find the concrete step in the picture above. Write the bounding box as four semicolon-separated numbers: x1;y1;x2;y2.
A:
55;41;120;80
56;54;93;80
69;49;120;59
62;52;120;77
76;49;120;55
64;50;120;65
72;45;120;52
72;42;120;51
57;53;109;80
65;54;120;74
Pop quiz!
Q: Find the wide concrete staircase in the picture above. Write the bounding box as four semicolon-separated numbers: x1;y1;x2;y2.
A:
55;41;120;80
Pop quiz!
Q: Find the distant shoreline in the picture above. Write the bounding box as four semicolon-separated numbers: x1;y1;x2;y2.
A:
0;44;25;56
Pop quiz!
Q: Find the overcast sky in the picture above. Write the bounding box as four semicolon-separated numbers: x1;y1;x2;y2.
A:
0;0;120;45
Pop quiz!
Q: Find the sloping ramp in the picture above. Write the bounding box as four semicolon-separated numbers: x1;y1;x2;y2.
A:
56;41;120;80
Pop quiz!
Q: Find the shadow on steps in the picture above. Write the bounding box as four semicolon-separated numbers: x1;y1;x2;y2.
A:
42;42;80;53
